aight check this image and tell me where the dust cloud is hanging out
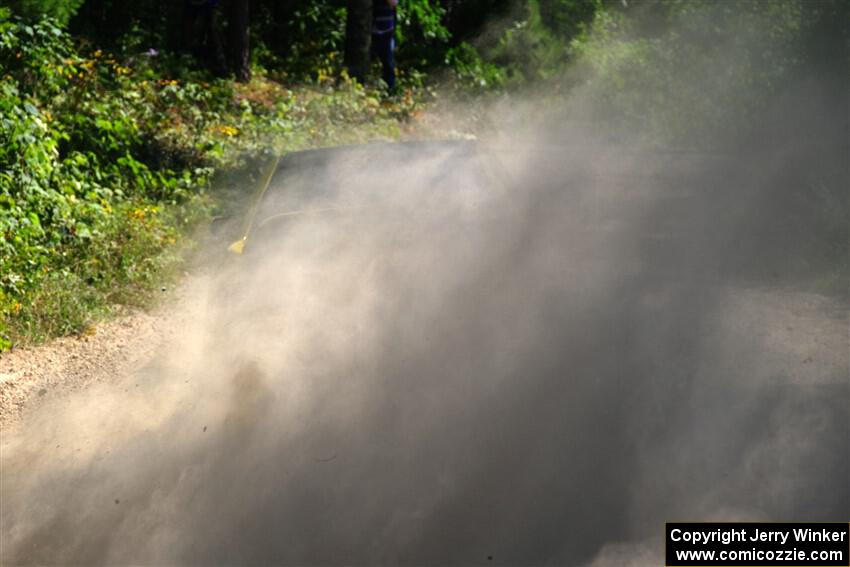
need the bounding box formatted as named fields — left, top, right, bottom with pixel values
left=1, top=5, right=847, bottom=566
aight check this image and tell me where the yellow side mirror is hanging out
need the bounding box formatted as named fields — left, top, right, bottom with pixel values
left=228, top=238, right=246, bottom=255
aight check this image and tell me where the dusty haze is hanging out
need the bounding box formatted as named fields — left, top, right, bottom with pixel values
left=1, top=5, right=848, bottom=565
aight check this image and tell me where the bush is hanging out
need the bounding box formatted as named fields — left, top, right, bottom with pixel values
left=0, top=14, right=213, bottom=349
left=3, top=0, right=84, bottom=27
left=444, top=42, right=505, bottom=92
left=567, top=0, right=807, bottom=146
left=0, top=11, right=421, bottom=350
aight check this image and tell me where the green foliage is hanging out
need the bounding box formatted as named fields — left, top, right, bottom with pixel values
left=0, top=12, right=422, bottom=349
left=269, top=3, right=348, bottom=82
left=444, top=42, right=505, bottom=91
left=0, top=15, right=213, bottom=348
left=250, top=0, right=452, bottom=83
left=569, top=0, right=806, bottom=146
left=396, top=0, right=451, bottom=68
left=4, top=0, right=84, bottom=27
left=6, top=200, right=203, bottom=342
left=0, top=13, right=72, bottom=97
left=538, top=0, right=602, bottom=40
left=465, top=0, right=602, bottom=86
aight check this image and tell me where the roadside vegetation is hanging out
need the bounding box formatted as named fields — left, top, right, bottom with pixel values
left=0, top=8, right=422, bottom=348
left=1, top=0, right=846, bottom=350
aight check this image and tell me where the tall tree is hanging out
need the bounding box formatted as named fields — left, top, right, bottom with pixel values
left=227, top=0, right=251, bottom=82
left=182, top=0, right=227, bottom=76
left=344, top=0, right=372, bottom=83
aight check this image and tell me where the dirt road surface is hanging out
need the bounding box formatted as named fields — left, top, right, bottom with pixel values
left=0, top=277, right=211, bottom=431
left=2, top=282, right=843, bottom=431
left=0, top=273, right=846, bottom=565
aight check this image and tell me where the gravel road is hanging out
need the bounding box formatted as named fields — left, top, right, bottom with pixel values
left=0, top=268, right=846, bottom=565
left=0, top=278, right=207, bottom=432
left=2, top=279, right=844, bottom=432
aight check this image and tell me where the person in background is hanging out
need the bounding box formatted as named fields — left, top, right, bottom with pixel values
left=372, top=0, right=398, bottom=93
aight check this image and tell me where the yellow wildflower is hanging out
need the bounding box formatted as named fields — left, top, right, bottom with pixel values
left=213, top=124, right=239, bottom=137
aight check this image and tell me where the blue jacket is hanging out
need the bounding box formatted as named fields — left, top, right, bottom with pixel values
left=373, top=5, right=396, bottom=35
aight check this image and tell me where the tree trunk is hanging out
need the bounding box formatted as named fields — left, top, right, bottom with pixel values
left=270, top=0, right=299, bottom=60
left=344, top=0, right=372, bottom=84
left=228, top=0, right=251, bottom=82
